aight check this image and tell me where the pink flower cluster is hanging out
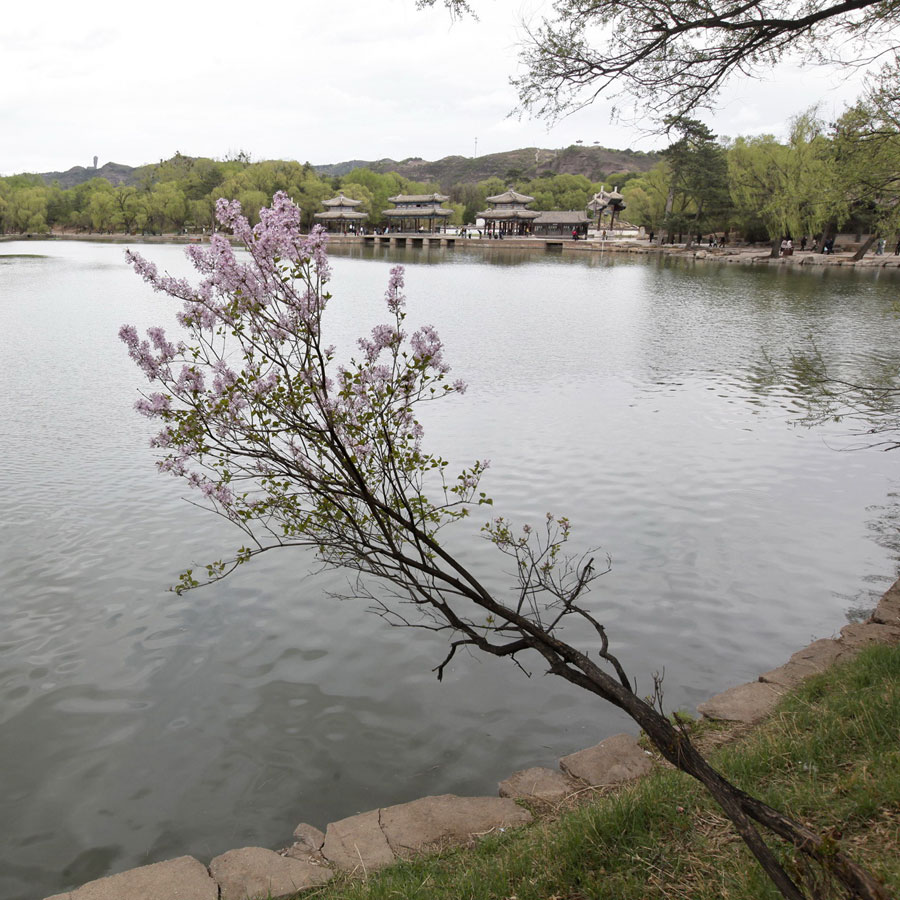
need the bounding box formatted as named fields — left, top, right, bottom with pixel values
left=120, top=191, right=476, bottom=536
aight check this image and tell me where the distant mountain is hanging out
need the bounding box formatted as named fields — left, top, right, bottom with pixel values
left=37, top=162, right=138, bottom=189
left=312, top=146, right=660, bottom=188
left=31, top=145, right=659, bottom=191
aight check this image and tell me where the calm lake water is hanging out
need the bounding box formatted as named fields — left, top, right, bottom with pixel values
left=1, top=239, right=898, bottom=899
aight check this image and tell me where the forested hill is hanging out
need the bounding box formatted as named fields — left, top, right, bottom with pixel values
left=33, top=145, right=659, bottom=190
left=37, top=161, right=138, bottom=188
left=311, top=145, right=660, bottom=187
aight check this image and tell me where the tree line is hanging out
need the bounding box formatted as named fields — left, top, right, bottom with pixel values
left=3, top=79, right=898, bottom=250
left=623, top=84, right=900, bottom=254
left=0, top=152, right=633, bottom=237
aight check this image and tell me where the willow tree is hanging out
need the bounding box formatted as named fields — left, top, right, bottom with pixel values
left=831, top=58, right=900, bottom=259
left=728, top=112, right=838, bottom=254
left=621, top=162, right=673, bottom=235
left=122, top=193, right=889, bottom=900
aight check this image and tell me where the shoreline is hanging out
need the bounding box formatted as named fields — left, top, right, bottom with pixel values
left=42, top=579, right=900, bottom=900
left=5, top=231, right=900, bottom=271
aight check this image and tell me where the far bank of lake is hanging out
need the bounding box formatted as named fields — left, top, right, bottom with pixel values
left=5, top=229, right=900, bottom=272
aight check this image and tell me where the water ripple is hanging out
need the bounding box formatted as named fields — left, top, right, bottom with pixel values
left=1, top=241, right=898, bottom=899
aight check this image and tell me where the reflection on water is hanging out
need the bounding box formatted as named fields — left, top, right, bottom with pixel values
left=1, top=240, right=898, bottom=899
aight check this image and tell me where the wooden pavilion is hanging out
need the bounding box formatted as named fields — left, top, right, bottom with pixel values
left=476, top=190, right=540, bottom=237
left=532, top=211, right=591, bottom=238
left=314, top=194, right=368, bottom=234
left=382, top=193, right=452, bottom=233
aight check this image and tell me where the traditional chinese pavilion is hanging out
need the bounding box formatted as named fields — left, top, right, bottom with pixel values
left=477, top=190, right=540, bottom=236
left=314, top=194, right=368, bottom=234
left=382, top=193, right=452, bottom=233
left=532, top=211, right=591, bottom=238
left=588, top=187, right=627, bottom=232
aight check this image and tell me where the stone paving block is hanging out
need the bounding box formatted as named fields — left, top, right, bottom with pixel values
left=292, top=822, right=325, bottom=852
left=498, top=766, right=583, bottom=804
left=42, top=856, right=217, bottom=900
left=284, top=822, right=327, bottom=862
left=872, top=579, right=900, bottom=626
left=209, top=846, right=331, bottom=900
left=697, top=681, right=783, bottom=724
left=322, top=809, right=395, bottom=873
left=559, top=733, right=652, bottom=787
left=380, top=794, right=532, bottom=858
left=839, top=621, right=900, bottom=649
left=759, top=638, right=849, bottom=686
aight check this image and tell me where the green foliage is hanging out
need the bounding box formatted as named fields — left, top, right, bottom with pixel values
left=1, top=184, right=50, bottom=233
left=622, top=162, right=673, bottom=230
left=516, top=172, right=597, bottom=211
left=830, top=60, right=900, bottom=238
left=727, top=111, right=837, bottom=243
left=660, top=117, right=730, bottom=240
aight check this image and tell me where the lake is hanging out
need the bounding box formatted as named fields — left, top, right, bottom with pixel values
left=1, top=239, right=898, bottom=899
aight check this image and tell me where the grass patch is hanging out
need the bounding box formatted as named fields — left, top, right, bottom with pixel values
left=300, top=645, right=900, bottom=899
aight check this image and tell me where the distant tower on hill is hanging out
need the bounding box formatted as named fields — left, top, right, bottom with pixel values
left=93, top=156, right=98, bottom=169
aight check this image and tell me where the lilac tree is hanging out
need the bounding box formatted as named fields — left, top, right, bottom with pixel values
left=122, top=193, right=888, bottom=900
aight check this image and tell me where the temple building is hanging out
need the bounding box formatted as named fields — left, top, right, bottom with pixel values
left=314, top=194, right=368, bottom=233
left=532, top=211, right=591, bottom=238
left=476, top=190, right=540, bottom=237
left=382, top=193, right=452, bottom=233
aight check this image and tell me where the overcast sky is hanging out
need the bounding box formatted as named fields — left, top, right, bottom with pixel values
left=1, top=0, right=873, bottom=176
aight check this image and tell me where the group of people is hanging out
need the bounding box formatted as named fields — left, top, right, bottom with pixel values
left=873, top=237, right=900, bottom=255
left=789, top=235, right=900, bottom=255
left=787, top=235, right=833, bottom=254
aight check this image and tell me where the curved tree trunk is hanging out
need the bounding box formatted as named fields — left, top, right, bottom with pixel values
left=532, top=637, right=891, bottom=900
left=853, top=233, right=878, bottom=261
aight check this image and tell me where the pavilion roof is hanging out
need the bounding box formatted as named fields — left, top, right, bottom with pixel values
left=533, top=211, right=591, bottom=224
left=387, top=193, right=450, bottom=203
left=322, top=193, right=363, bottom=208
left=314, top=209, right=368, bottom=220
left=383, top=206, right=452, bottom=217
left=476, top=208, right=540, bottom=220
left=485, top=190, right=534, bottom=204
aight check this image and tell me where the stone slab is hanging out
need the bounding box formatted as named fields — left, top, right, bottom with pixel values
left=872, top=579, right=900, bottom=626
left=42, top=856, right=217, bottom=900
left=759, top=638, right=849, bottom=687
left=284, top=822, right=327, bottom=862
left=558, top=733, right=652, bottom=787
left=839, top=621, right=900, bottom=649
left=292, top=822, right=325, bottom=852
left=498, top=766, right=583, bottom=804
left=321, top=808, right=395, bottom=873
left=209, top=846, right=331, bottom=900
left=697, top=681, right=783, bottom=724
left=380, top=794, right=533, bottom=858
